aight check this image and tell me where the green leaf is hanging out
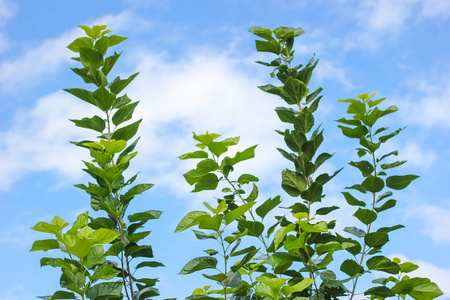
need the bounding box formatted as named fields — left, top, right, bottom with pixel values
left=40, top=258, right=77, bottom=272
left=255, top=40, right=281, bottom=55
left=48, top=291, right=77, bottom=299
left=256, top=274, right=287, bottom=289
left=86, top=282, right=123, bottom=300
left=80, top=47, right=103, bottom=69
left=281, top=169, right=307, bottom=197
left=275, top=107, right=296, bottom=123
left=102, top=52, right=120, bottom=76
left=386, top=175, right=419, bottom=190
left=338, top=125, right=367, bottom=139
left=400, top=262, right=419, bottom=273
left=340, top=259, right=364, bottom=277
left=408, top=281, right=443, bottom=300
left=64, top=88, right=96, bottom=106
left=342, top=192, right=366, bottom=207
left=281, top=278, right=315, bottom=296
left=316, top=206, right=339, bottom=215
left=30, top=239, right=60, bottom=252
left=107, top=35, right=127, bottom=47
left=192, top=173, right=220, bottom=192
left=349, top=160, right=374, bottom=177
left=110, top=72, right=139, bottom=95
left=364, top=286, right=395, bottom=298
left=283, top=77, right=307, bottom=105
left=122, top=183, right=154, bottom=202
left=255, top=284, right=280, bottom=300
left=70, top=115, right=105, bottom=133
left=175, top=211, right=210, bottom=233
left=128, top=210, right=162, bottom=223
left=85, top=245, right=106, bottom=267
left=354, top=208, right=377, bottom=225
left=344, top=226, right=366, bottom=238
left=365, top=232, right=389, bottom=248
left=90, top=264, right=120, bottom=280
left=258, top=84, right=282, bottom=96
left=93, top=87, right=116, bottom=111
left=381, top=160, right=407, bottom=170
left=136, top=261, right=165, bottom=269
left=294, top=108, right=314, bottom=134
left=78, top=25, right=107, bottom=39
left=249, top=26, right=274, bottom=41
left=67, top=37, right=94, bottom=52
left=315, top=241, right=342, bottom=254
left=112, top=101, right=139, bottom=126
left=94, top=36, right=109, bottom=55
left=265, top=252, right=301, bottom=267
left=375, top=199, right=396, bottom=213
left=237, top=174, right=259, bottom=185
left=224, top=145, right=257, bottom=166
left=361, top=175, right=384, bottom=193
left=125, top=244, right=153, bottom=258
left=90, top=228, right=120, bottom=244
left=366, top=256, right=400, bottom=274
left=179, top=256, right=218, bottom=275
left=112, top=119, right=142, bottom=141
left=224, top=202, right=255, bottom=225
left=256, top=196, right=282, bottom=219
left=179, top=151, right=208, bottom=160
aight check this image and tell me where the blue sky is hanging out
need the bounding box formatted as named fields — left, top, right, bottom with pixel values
left=1, top=0, right=449, bottom=299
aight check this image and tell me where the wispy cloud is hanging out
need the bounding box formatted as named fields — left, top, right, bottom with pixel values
left=0, top=0, right=18, bottom=54
left=408, top=204, right=450, bottom=244
left=0, top=10, right=145, bottom=94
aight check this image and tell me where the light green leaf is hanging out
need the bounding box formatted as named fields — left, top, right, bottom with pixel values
left=90, top=264, right=120, bottom=280
left=86, top=282, right=123, bottom=300
left=281, top=278, right=315, bottom=296
left=128, top=210, right=162, bottom=223
left=112, top=119, right=142, bottom=141
left=175, top=211, right=210, bottom=233
left=30, top=239, right=60, bottom=252
left=224, top=202, right=255, bottom=225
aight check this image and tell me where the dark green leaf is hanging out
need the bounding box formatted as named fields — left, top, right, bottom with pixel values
left=349, top=160, right=374, bottom=177
left=64, top=88, right=96, bottom=105
left=354, top=208, right=377, bottom=225
left=364, top=286, right=395, bottom=298
left=256, top=196, right=282, bottom=219
left=281, top=169, right=307, bottom=197
left=179, top=256, right=218, bottom=275
left=386, top=175, right=419, bottom=190
left=192, top=173, right=219, bottom=192
left=112, top=101, right=139, bottom=126
left=86, top=282, right=123, bottom=300
left=128, top=210, right=162, bottom=223
left=102, top=52, right=121, bottom=76
left=366, top=256, right=400, bottom=274
left=275, top=107, right=296, bottom=123
left=342, top=192, right=366, bottom=207
left=316, top=206, right=339, bottom=215
left=136, top=261, right=165, bottom=269
left=361, top=175, right=384, bottom=193
left=294, top=107, right=314, bottom=134
left=340, top=259, right=364, bottom=277
left=365, top=232, right=389, bottom=248
left=112, top=119, right=142, bottom=141
left=110, top=72, right=139, bottom=95
left=375, top=199, right=396, bottom=213
left=70, top=115, right=105, bottom=133
left=381, top=160, right=407, bottom=170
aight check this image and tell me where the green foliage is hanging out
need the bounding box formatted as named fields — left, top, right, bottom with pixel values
left=31, top=23, right=443, bottom=300
left=31, top=25, right=161, bottom=300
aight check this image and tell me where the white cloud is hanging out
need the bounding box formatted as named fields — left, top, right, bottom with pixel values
left=399, top=143, right=437, bottom=170
left=0, top=10, right=144, bottom=93
left=0, top=91, right=95, bottom=190
left=420, top=0, right=450, bottom=19
left=400, top=76, right=450, bottom=128
left=389, top=253, right=450, bottom=295
left=0, top=0, right=18, bottom=53
left=408, top=204, right=450, bottom=243
left=315, top=59, right=354, bottom=89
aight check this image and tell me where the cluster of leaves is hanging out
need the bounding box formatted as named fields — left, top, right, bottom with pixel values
left=336, top=92, right=443, bottom=299
left=176, top=26, right=444, bottom=300
left=30, top=25, right=162, bottom=300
